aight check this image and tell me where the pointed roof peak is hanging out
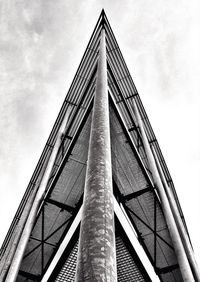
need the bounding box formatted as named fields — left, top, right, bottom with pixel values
left=100, top=9, right=106, bottom=28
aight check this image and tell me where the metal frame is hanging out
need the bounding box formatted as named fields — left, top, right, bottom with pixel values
left=41, top=206, right=83, bottom=282
left=38, top=198, right=159, bottom=282
left=109, top=90, right=182, bottom=280
left=113, top=197, right=160, bottom=282
left=12, top=91, right=94, bottom=281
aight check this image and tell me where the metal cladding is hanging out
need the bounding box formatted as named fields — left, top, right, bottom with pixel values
left=75, top=29, right=117, bottom=281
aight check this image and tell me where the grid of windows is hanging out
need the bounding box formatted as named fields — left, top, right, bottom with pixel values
left=116, top=236, right=145, bottom=282
left=55, top=236, right=146, bottom=282
left=55, top=242, right=78, bottom=282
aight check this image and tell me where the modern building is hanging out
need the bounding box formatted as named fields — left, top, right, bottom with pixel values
left=0, top=10, right=199, bottom=282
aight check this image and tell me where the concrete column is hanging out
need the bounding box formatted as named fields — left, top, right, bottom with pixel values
left=132, top=100, right=194, bottom=282
left=152, top=146, right=200, bottom=282
left=75, top=29, right=117, bottom=282
left=0, top=187, right=37, bottom=281
left=5, top=107, right=72, bottom=282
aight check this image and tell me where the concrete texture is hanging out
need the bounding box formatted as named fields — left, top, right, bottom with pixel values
left=75, top=28, right=117, bottom=282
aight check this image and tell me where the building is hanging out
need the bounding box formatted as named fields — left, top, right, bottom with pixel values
left=0, top=10, right=199, bottom=282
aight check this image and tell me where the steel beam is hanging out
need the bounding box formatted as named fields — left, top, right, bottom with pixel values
left=45, top=198, right=75, bottom=213
left=41, top=206, right=82, bottom=282
left=18, top=270, right=40, bottom=281
left=123, top=187, right=152, bottom=201
left=126, top=205, right=174, bottom=250
left=156, top=264, right=179, bottom=275
left=75, top=28, right=117, bottom=281
left=114, top=197, right=160, bottom=282
left=108, top=89, right=154, bottom=189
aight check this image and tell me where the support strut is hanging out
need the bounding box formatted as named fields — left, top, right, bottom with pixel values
left=5, top=107, right=72, bottom=282
left=75, top=28, right=117, bottom=281
left=152, top=146, right=200, bottom=282
left=132, top=100, right=194, bottom=282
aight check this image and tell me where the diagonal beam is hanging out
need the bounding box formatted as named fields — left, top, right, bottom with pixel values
left=123, top=187, right=152, bottom=201
left=45, top=198, right=75, bottom=213
left=152, top=146, right=200, bottom=281
left=18, top=270, right=40, bottom=281
left=108, top=88, right=154, bottom=189
left=126, top=206, right=174, bottom=250
left=114, top=197, right=160, bottom=282
left=33, top=87, right=94, bottom=229
left=132, top=99, right=195, bottom=281
left=41, top=206, right=82, bottom=282
left=156, top=264, right=179, bottom=275
left=23, top=217, right=72, bottom=260
left=5, top=105, right=72, bottom=282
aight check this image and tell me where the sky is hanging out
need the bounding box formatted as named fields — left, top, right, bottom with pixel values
left=0, top=0, right=200, bottom=271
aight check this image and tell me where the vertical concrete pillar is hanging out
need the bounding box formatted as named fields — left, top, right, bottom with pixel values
left=132, top=100, right=194, bottom=281
left=75, top=29, right=117, bottom=282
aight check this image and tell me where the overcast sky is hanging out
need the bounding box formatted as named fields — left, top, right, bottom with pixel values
left=0, top=0, right=200, bottom=269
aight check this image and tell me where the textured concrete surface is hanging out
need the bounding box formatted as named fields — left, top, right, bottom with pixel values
left=75, top=29, right=117, bottom=282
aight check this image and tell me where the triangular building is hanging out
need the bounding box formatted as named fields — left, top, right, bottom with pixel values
left=0, top=10, right=199, bottom=282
